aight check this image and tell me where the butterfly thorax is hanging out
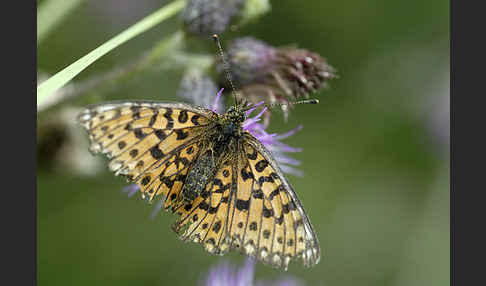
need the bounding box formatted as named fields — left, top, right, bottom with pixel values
left=179, top=106, right=246, bottom=203
left=218, top=105, right=247, bottom=139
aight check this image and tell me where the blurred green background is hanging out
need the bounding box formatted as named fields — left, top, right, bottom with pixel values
left=37, top=0, right=449, bottom=285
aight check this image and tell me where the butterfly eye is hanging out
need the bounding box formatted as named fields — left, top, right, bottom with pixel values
left=239, top=114, right=246, bottom=122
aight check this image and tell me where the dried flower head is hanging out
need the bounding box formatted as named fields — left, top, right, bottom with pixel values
left=37, top=107, right=104, bottom=176
left=216, top=37, right=336, bottom=113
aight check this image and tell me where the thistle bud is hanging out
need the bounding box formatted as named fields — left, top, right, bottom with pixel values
left=181, top=0, right=270, bottom=37
left=181, top=0, right=246, bottom=36
left=216, top=37, right=336, bottom=107
left=177, top=68, right=224, bottom=113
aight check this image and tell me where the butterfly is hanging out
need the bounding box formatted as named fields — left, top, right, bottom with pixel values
left=77, top=100, right=320, bottom=270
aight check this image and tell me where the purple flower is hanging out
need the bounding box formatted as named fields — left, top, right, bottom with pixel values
left=121, top=184, right=162, bottom=219
left=121, top=184, right=139, bottom=198
left=203, top=258, right=305, bottom=286
left=240, top=100, right=304, bottom=177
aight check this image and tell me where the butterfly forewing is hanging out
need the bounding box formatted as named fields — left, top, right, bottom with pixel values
left=77, top=101, right=216, bottom=193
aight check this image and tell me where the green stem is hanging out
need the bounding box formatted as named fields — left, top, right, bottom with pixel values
left=38, top=31, right=187, bottom=112
left=37, top=0, right=186, bottom=109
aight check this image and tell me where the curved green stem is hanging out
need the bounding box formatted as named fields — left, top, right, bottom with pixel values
left=37, top=0, right=186, bottom=109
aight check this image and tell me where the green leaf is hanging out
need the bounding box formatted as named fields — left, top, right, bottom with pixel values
left=37, top=0, right=186, bottom=109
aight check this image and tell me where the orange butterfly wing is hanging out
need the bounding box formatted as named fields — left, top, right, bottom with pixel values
left=77, top=101, right=216, bottom=205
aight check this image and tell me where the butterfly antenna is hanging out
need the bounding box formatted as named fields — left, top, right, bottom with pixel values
left=212, top=34, right=239, bottom=107
left=254, top=99, right=320, bottom=111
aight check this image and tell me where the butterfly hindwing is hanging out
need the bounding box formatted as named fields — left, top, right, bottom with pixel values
left=173, top=159, right=234, bottom=254
left=136, top=141, right=204, bottom=208
left=239, top=138, right=320, bottom=269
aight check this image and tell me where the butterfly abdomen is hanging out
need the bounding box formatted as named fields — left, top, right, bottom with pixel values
left=181, top=150, right=217, bottom=202
left=181, top=127, right=232, bottom=203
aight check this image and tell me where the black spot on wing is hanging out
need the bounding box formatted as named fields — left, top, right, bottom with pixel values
left=141, top=176, right=151, bottom=186
left=262, top=206, right=274, bottom=218
left=155, top=129, right=167, bottom=140
left=255, top=160, right=269, bottom=172
left=163, top=108, right=174, bottom=129
left=199, top=201, right=209, bottom=211
left=178, top=110, right=188, bottom=123
left=236, top=199, right=250, bottom=211
left=213, top=178, right=224, bottom=189
left=208, top=206, right=218, bottom=214
left=212, top=221, right=222, bottom=233
left=149, top=111, right=158, bottom=127
left=252, top=189, right=264, bottom=199
left=134, top=128, right=146, bottom=139
left=263, top=230, right=271, bottom=239
left=130, top=106, right=141, bottom=120
left=258, top=175, right=274, bottom=185
left=275, top=214, right=284, bottom=225
left=129, top=149, right=138, bottom=158
left=161, top=176, right=174, bottom=188
left=191, top=115, right=200, bottom=126
left=175, top=129, right=189, bottom=140
left=150, top=145, right=164, bottom=159
left=247, top=148, right=258, bottom=160
left=268, top=185, right=284, bottom=201
left=241, top=168, right=253, bottom=181
left=118, top=141, right=126, bottom=149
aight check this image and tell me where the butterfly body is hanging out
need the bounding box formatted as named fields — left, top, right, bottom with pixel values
left=77, top=101, right=319, bottom=270
left=181, top=105, right=246, bottom=203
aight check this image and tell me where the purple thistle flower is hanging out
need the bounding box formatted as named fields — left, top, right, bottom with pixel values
left=121, top=183, right=139, bottom=198
left=203, top=258, right=305, bottom=286
left=121, top=184, right=163, bottom=219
